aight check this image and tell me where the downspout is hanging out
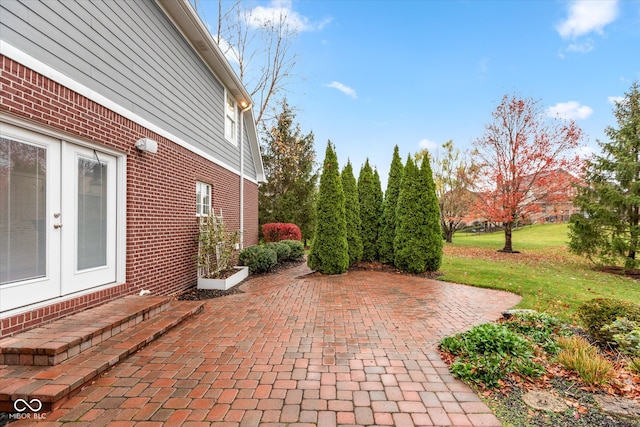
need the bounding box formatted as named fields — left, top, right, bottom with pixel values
left=239, top=102, right=253, bottom=249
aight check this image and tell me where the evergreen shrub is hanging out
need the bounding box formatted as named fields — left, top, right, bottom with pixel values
left=307, top=142, right=349, bottom=274
left=239, top=245, right=278, bottom=273
left=265, top=241, right=291, bottom=262
left=578, top=298, right=640, bottom=345
left=281, top=240, right=305, bottom=260
left=342, top=162, right=363, bottom=265
left=358, top=160, right=382, bottom=261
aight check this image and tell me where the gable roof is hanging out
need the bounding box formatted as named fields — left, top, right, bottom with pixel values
left=156, top=0, right=265, bottom=183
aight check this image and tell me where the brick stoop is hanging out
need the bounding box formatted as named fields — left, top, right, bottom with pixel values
left=0, top=298, right=204, bottom=413
left=0, top=296, right=172, bottom=366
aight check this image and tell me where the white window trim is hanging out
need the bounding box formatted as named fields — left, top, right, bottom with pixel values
left=224, top=88, right=238, bottom=146
left=196, top=181, right=212, bottom=217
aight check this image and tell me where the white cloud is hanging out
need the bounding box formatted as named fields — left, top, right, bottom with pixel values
left=566, top=40, right=594, bottom=54
left=418, top=139, right=438, bottom=151
left=247, top=0, right=332, bottom=32
left=557, top=0, right=619, bottom=39
left=608, top=96, right=624, bottom=104
left=326, top=81, right=357, bottom=99
left=558, top=39, right=595, bottom=58
left=546, top=101, right=594, bottom=120
left=216, top=37, right=240, bottom=66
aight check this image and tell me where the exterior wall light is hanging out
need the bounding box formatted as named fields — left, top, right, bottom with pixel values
left=135, top=138, right=158, bottom=154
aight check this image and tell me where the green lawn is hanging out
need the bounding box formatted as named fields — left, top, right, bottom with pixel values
left=440, top=223, right=640, bottom=322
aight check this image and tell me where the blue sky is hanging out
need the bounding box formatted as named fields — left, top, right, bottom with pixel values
left=198, top=0, right=640, bottom=187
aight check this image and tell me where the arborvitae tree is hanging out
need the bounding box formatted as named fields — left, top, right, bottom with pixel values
left=420, top=154, right=443, bottom=271
left=379, top=145, right=404, bottom=264
left=341, top=161, right=363, bottom=266
left=394, top=154, right=442, bottom=273
left=569, top=81, right=640, bottom=269
left=358, top=160, right=382, bottom=261
left=307, top=142, right=349, bottom=274
left=373, top=168, right=384, bottom=225
left=259, top=99, right=318, bottom=242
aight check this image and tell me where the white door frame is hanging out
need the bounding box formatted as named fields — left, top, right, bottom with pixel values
left=0, top=125, right=61, bottom=312
left=1, top=118, right=126, bottom=315
left=61, top=143, right=118, bottom=295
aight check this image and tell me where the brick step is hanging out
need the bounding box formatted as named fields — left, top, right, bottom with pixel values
left=0, top=296, right=172, bottom=366
left=0, top=299, right=205, bottom=413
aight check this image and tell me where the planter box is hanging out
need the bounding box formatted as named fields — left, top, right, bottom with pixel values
left=197, top=266, right=249, bottom=290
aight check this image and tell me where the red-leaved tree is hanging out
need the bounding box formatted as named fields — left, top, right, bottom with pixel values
left=473, top=94, right=584, bottom=252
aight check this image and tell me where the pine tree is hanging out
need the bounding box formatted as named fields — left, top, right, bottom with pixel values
left=342, top=161, right=363, bottom=266
left=358, top=160, right=382, bottom=261
left=420, top=154, right=443, bottom=271
left=307, top=142, right=349, bottom=274
left=259, top=99, right=318, bottom=242
left=569, top=81, right=640, bottom=269
left=379, top=145, right=404, bottom=264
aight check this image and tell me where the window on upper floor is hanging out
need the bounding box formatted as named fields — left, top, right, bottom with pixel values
left=196, top=181, right=212, bottom=216
left=224, top=90, right=237, bottom=145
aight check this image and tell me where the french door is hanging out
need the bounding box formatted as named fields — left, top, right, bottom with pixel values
left=1, top=124, right=118, bottom=312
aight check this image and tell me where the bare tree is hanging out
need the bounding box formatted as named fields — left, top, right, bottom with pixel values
left=416, top=142, right=479, bottom=243
left=194, top=0, right=299, bottom=128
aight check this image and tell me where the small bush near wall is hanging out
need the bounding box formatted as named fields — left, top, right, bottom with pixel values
left=239, top=245, right=278, bottom=273
left=262, top=223, right=302, bottom=242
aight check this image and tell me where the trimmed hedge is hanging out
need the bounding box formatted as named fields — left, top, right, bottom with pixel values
left=239, top=245, right=278, bottom=273
left=265, top=241, right=291, bottom=262
left=281, top=240, right=305, bottom=260
left=262, top=223, right=302, bottom=242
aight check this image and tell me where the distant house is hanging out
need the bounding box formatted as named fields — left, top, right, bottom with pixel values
left=522, top=169, right=581, bottom=224
left=462, top=169, right=581, bottom=229
left=0, top=0, right=264, bottom=337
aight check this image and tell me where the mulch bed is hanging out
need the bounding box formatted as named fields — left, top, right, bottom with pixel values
left=485, top=376, right=639, bottom=427
left=348, top=260, right=444, bottom=279
left=595, top=266, right=640, bottom=280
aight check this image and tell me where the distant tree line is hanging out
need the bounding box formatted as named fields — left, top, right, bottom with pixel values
left=260, top=82, right=640, bottom=271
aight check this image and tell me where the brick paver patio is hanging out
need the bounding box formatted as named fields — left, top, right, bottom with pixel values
left=29, top=263, right=520, bottom=426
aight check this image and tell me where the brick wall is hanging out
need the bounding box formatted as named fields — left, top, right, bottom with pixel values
left=0, top=56, right=259, bottom=338
left=243, top=179, right=259, bottom=247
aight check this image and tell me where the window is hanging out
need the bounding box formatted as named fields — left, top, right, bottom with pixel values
left=196, top=181, right=211, bottom=216
left=224, top=90, right=237, bottom=145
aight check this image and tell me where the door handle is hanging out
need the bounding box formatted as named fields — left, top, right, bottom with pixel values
left=54, top=223, right=63, bottom=229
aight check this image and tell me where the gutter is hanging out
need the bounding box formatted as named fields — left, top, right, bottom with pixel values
left=239, top=102, right=253, bottom=248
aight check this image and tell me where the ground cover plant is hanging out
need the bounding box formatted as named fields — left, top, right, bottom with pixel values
left=440, top=311, right=640, bottom=426
left=440, top=223, right=640, bottom=425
